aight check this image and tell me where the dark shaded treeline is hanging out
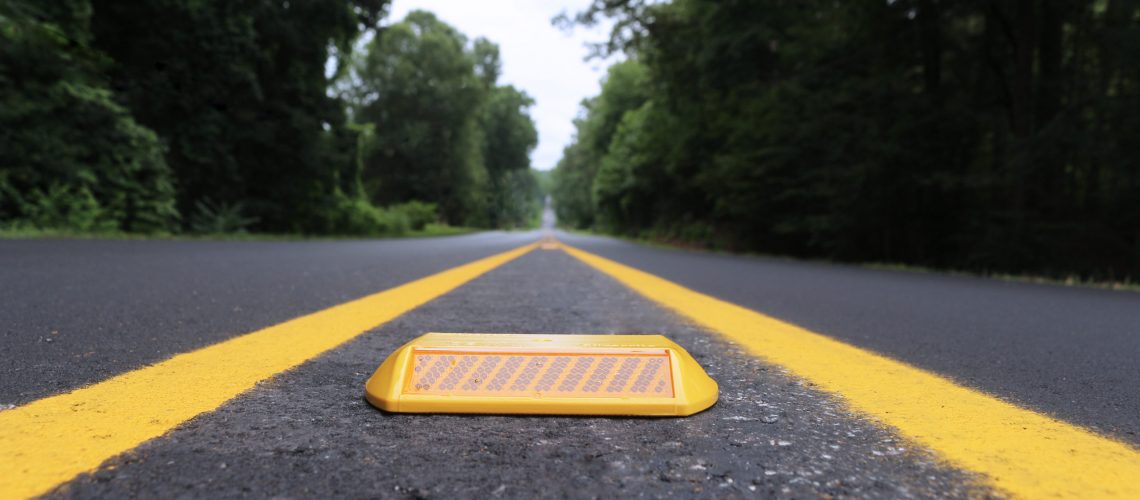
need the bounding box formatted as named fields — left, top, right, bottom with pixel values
left=553, top=0, right=1140, bottom=279
left=0, top=1, right=541, bottom=235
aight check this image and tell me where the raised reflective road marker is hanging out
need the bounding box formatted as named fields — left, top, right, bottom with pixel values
left=365, top=333, right=718, bottom=416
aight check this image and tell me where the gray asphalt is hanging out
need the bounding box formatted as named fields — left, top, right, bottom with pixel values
left=2, top=228, right=1136, bottom=497
left=47, top=249, right=985, bottom=499
left=0, top=233, right=535, bottom=405
left=556, top=232, right=1140, bottom=445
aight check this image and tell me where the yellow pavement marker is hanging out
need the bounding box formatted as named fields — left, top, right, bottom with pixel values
left=563, top=244, right=1140, bottom=498
left=538, top=234, right=560, bottom=250
left=0, top=243, right=536, bottom=499
left=364, top=333, right=718, bottom=416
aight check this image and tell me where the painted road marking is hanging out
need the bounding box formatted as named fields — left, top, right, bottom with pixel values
left=563, top=244, right=1140, bottom=498
left=0, top=243, right=535, bottom=499
left=538, top=235, right=560, bottom=250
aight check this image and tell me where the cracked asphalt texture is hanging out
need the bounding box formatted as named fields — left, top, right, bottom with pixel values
left=47, top=249, right=987, bottom=499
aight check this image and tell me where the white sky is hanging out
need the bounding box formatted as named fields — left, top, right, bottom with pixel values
left=385, top=0, right=618, bottom=171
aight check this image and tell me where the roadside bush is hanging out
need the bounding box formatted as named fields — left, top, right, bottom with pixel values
left=4, top=183, right=116, bottom=232
left=389, top=201, right=437, bottom=231
left=320, top=190, right=410, bottom=237
left=188, top=199, right=258, bottom=235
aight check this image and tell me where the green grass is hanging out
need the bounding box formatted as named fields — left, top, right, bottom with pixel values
left=861, top=262, right=1139, bottom=292
left=0, top=223, right=479, bottom=242
left=407, top=223, right=479, bottom=238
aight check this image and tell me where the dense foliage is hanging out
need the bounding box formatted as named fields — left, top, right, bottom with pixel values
left=348, top=11, right=540, bottom=228
left=554, top=0, right=1140, bottom=279
left=0, top=2, right=540, bottom=235
left=0, top=0, right=177, bottom=232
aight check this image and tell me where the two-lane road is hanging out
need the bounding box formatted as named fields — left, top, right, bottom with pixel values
left=2, top=230, right=1138, bottom=498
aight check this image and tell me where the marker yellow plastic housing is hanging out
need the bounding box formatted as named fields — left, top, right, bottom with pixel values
left=365, top=333, right=718, bottom=416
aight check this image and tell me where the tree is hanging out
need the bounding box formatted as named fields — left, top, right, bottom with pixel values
left=553, top=0, right=1140, bottom=279
left=3, top=2, right=552, bottom=236
left=0, top=0, right=177, bottom=232
left=482, top=85, right=538, bottom=227
left=552, top=60, right=650, bottom=229
left=87, top=0, right=388, bottom=233
left=350, top=12, right=540, bottom=228
left=352, top=10, right=487, bottom=225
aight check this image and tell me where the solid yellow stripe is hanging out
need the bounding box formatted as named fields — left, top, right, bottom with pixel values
left=0, top=243, right=535, bottom=499
left=562, top=244, right=1140, bottom=498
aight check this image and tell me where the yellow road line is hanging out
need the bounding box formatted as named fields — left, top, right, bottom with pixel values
left=563, top=244, right=1140, bottom=498
left=0, top=243, right=535, bottom=499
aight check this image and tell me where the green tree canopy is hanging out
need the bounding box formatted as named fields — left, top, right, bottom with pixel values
left=87, top=0, right=388, bottom=233
left=552, top=60, right=649, bottom=229
left=554, top=0, right=1140, bottom=279
left=482, top=85, right=538, bottom=227
left=0, top=0, right=177, bottom=232
left=350, top=11, right=540, bottom=228
left=351, top=10, right=487, bottom=225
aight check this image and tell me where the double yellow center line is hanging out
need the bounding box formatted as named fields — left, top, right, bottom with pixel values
left=3, top=239, right=1139, bottom=498
left=0, top=244, right=535, bottom=499
left=562, top=244, right=1140, bottom=499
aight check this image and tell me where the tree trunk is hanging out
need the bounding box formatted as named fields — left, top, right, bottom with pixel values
left=1010, top=0, right=1036, bottom=233
left=1036, top=0, right=1063, bottom=216
left=918, top=0, right=943, bottom=100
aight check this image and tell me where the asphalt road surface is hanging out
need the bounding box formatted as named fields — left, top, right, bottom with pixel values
left=2, top=228, right=1139, bottom=498
left=0, top=232, right=535, bottom=405
left=556, top=232, right=1140, bottom=444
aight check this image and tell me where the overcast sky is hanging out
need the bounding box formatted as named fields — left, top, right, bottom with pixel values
left=385, top=0, right=617, bottom=171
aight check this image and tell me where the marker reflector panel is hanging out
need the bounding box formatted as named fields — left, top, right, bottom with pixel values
left=405, top=349, right=674, bottom=398
left=365, top=333, right=718, bottom=416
